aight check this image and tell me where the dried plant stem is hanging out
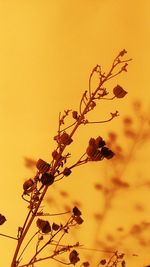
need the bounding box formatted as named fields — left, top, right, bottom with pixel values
left=0, top=233, right=18, bottom=241
left=11, top=77, right=103, bottom=266
left=10, top=52, right=130, bottom=267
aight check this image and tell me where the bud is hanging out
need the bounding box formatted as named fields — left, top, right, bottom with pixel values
left=113, top=85, right=127, bottom=98
left=118, top=49, right=127, bottom=57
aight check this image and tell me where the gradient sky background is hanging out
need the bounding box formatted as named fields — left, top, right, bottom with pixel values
left=0, top=1, right=150, bottom=266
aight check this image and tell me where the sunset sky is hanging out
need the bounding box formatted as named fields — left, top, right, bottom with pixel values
left=0, top=1, right=150, bottom=266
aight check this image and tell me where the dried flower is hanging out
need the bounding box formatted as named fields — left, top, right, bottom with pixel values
left=36, top=218, right=51, bottom=233
left=52, top=222, right=60, bottom=231
left=63, top=167, right=72, bottom=176
left=52, top=150, right=59, bottom=160
left=95, top=136, right=106, bottom=148
left=101, top=146, right=115, bottom=159
left=59, top=132, right=73, bottom=146
left=73, top=207, right=83, bottom=224
left=113, top=85, right=127, bottom=98
left=73, top=206, right=82, bottom=217
left=118, top=49, right=127, bottom=57
left=23, top=179, right=34, bottom=192
left=121, top=260, right=126, bottom=267
left=0, top=214, right=6, bottom=225
left=74, top=216, right=84, bottom=225
left=100, top=259, right=107, bottom=265
left=41, top=173, right=54, bottom=186
left=72, top=111, right=78, bottom=119
left=36, top=159, right=50, bottom=173
left=83, top=262, right=90, bottom=267
left=69, top=250, right=80, bottom=265
left=86, top=144, right=97, bottom=157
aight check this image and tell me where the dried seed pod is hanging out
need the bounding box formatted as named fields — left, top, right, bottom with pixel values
left=0, top=214, right=6, bottom=225
left=36, top=159, right=50, bottom=173
left=86, top=144, right=97, bottom=157
left=89, top=138, right=95, bottom=146
left=100, top=259, right=107, bottom=265
left=41, top=173, right=54, bottom=186
left=73, top=206, right=82, bottom=216
left=52, top=150, right=59, bottom=160
left=101, top=147, right=115, bottom=159
left=63, top=167, right=72, bottom=176
left=69, top=250, right=80, bottom=265
left=118, top=49, right=127, bottom=57
left=36, top=218, right=51, bottom=233
left=72, top=111, right=78, bottom=119
left=83, top=262, right=90, bottom=267
left=113, top=85, right=127, bottom=98
left=95, top=136, right=105, bottom=148
left=74, top=216, right=84, bottom=225
left=23, top=179, right=34, bottom=192
left=52, top=222, right=60, bottom=231
left=91, top=150, right=102, bottom=161
left=59, top=132, right=73, bottom=146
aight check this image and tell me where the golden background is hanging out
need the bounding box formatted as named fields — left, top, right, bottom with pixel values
left=0, top=1, right=150, bottom=266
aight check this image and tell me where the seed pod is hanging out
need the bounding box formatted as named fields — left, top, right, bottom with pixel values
left=91, top=150, right=102, bottom=161
left=101, top=147, right=115, bottom=159
left=36, top=218, right=51, bottom=233
left=86, top=144, right=97, bottom=157
left=73, top=206, right=82, bottom=216
left=36, top=159, right=50, bottom=173
left=89, top=138, right=95, bottom=146
left=100, top=259, right=107, bottom=265
left=95, top=136, right=105, bottom=148
left=41, top=173, right=54, bottom=186
left=52, top=222, right=60, bottom=231
left=74, top=216, right=84, bottom=225
left=69, top=250, right=80, bottom=265
left=0, top=214, right=6, bottom=225
left=23, top=179, right=34, bottom=192
left=113, top=85, right=127, bottom=98
left=59, top=132, right=73, bottom=146
left=52, top=150, right=59, bottom=160
left=72, top=111, right=78, bottom=119
left=63, top=167, right=72, bottom=176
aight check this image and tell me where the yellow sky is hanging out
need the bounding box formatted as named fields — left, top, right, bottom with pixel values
left=0, top=1, right=150, bottom=266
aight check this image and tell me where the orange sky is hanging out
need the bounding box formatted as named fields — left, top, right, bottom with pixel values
left=0, top=1, right=150, bottom=266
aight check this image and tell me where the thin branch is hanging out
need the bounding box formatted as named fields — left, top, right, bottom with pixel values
left=53, top=257, right=71, bottom=265
left=86, top=114, right=118, bottom=124
left=59, top=121, right=77, bottom=133
left=36, top=210, right=71, bottom=217
left=17, top=231, right=40, bottom=263
left=0, top=233, right=18, bottom=241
